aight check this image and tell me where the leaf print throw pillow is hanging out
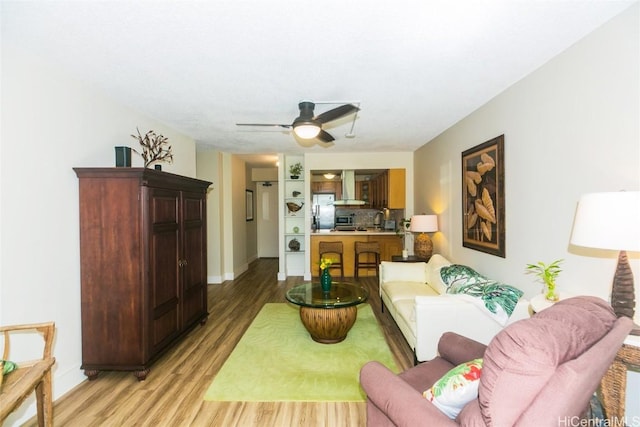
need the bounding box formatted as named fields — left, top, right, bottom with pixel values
left=440, top=264, right=524, bottom=324
left=423, top=358, right=483, bottom=419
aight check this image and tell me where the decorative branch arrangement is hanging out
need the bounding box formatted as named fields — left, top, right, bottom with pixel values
left=131, top=128, right=173, bottom=168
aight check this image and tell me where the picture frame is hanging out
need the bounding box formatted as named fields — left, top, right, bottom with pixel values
left=246, top=189, right=254, bottom=221
left=461, top=135, right=505, bottom=257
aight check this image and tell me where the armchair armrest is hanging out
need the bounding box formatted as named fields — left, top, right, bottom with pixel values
left=360, top=361, right=457, bottom=427
left=437, top=332, right=487, bottom=366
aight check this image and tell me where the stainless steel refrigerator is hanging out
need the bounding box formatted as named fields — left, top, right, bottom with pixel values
left=312, top=194, right=335, bottom=230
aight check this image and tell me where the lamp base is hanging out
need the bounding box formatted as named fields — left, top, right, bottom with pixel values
left=414, top=233, right=433, bottom=262
left=611, top=251, right=636, bottom=317
left=611, top=250, right=638, bottom=335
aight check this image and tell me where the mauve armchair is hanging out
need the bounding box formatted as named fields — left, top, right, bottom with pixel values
left=360, top=296, right=633, bottom=426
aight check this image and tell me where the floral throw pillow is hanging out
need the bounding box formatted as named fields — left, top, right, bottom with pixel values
left=423, top=358, right=483, bottom=419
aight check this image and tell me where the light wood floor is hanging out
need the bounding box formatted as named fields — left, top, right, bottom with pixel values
left=27, top=258, right=413, bottom=426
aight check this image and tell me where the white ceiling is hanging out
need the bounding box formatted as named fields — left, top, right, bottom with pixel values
left=2, top=1, right=635, bottom=167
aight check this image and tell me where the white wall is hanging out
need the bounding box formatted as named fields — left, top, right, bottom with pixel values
left=414, top=4, right=639, bottom=416
left=0, top=44, right=197, bottom=425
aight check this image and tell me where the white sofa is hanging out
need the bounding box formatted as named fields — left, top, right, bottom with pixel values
left=379, top=254, right=530, bottom=362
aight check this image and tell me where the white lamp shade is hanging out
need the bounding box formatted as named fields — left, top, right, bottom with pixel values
left=410, top=215, right=438, bottom=233
left=570, top=191, right=640, bottom=251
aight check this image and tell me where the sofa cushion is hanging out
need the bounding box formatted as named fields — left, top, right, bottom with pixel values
left=381, top=261, right=428, bottom=283
left=423, top=358, right=483, bottom=419
left=425, top=254, right=453, bottom=294
left=393, top=299, right=418, bottom=348
left=381, top=281, right=439, bottom=303
left=478, top=296, right=616, bottom=426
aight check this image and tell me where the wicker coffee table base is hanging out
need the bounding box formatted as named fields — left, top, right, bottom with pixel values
left=299, top=306, right=358, bottom=344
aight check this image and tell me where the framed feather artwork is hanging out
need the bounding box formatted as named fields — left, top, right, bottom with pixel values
left=461, top=135, right=505, bottom=258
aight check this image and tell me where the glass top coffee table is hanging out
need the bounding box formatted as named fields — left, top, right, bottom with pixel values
left=286, top=282, right=369, bottom=344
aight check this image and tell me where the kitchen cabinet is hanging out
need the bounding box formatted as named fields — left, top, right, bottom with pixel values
left=376, top=235, right=405, bottom=262
left=370, top=169, right=405, bottom=209
left=387, top=169, right=406, bottom=209
left=74, top=168, right=211, bottom=380
left=310, top=233, right=403, bottom=277
left=355, top=181, right=371, bottom=206
left=311, top=180, right=341, bottom=199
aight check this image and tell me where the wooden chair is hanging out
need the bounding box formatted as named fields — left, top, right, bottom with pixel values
left=1, top=322, right=56, bottom=426
left=354, top=241, right=380, bottom=279
left=319, top=241, right=344, bottom=280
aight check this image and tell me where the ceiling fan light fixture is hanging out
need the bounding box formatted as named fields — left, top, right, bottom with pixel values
left=293, top=121, right=321, bottom=139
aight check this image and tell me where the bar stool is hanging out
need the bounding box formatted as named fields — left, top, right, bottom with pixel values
left=318, top=241, right=344, bottom=280
left=354, top=241, right=381, bottom=279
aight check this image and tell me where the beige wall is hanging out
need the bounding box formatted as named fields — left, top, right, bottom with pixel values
left=414, top=3, right=639, bottom=302
left=1, top=44, right=198, bottom=424
left=414, top=4, right=639, bottom=415
left=196, top=150, right=224, bottom=283
left=244, top=161, right=258, bottom=263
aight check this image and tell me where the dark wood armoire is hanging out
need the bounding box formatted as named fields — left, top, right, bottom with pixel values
left=74, top=168, right=211, bottom=380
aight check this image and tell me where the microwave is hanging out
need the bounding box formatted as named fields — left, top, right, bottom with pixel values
left=335, top=215, right=354, bottom=226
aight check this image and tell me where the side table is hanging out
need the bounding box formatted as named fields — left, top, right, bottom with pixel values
left=391, top=255, right=428, bottom=263
left=600, top=335, right=640, bottom=423
left=529, top=292, right=575, bottom=314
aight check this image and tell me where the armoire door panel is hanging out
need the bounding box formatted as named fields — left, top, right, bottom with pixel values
left=148, top=189, right=181, bottom=350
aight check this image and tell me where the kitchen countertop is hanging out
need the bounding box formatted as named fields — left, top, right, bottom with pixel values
left=311, top=229, right=398, bottom=236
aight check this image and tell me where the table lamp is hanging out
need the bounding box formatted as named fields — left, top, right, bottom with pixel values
left=410, top=215, right=438, bottom=261
left=570, top=191, right=640, bottom=335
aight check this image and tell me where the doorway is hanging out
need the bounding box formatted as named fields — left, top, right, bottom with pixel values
left=256, top=182, right=279, bottom=257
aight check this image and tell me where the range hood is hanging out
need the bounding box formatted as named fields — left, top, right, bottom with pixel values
left=332, top=170, right=366, bottom=205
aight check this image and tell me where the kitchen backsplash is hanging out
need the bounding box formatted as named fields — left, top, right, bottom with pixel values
left=334, top=208, right=405, bottom=230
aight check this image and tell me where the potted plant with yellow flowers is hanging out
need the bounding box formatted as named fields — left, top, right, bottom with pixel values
left=319, top=257, right=335, bottom=292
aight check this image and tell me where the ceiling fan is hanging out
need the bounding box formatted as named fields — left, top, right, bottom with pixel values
left=236, top=101, right=360, bottom=144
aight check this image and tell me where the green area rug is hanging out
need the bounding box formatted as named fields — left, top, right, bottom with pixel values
left=204, top=303, right=398, bottom=402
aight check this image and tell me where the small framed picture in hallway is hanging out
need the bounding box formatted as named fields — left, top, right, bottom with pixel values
left=246, top=189, right=254, bottom=221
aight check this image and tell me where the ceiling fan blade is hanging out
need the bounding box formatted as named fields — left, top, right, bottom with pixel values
left=236, top=123, right=292, bottom=129
left=317, top=129, right=335, bottom=143
left=314, top=104, right=359, bottom=124
left=317, top=140, right=335, bottom=149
